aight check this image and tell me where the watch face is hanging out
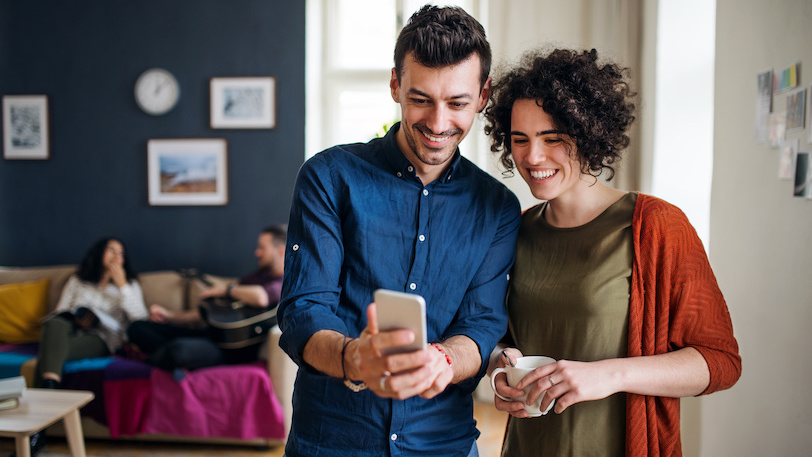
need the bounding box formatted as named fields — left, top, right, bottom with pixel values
left=135, top=68, right=180, bottom=115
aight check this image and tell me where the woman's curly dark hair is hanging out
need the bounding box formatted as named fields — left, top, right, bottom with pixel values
left=76, top=237, right=137, bottom=284
left=484, top=48, right=636, bottom=180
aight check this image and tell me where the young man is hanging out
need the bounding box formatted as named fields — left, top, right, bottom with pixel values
left=127, top=225, right=286, bottom=371
left=278, top=5, right=521, bottom=457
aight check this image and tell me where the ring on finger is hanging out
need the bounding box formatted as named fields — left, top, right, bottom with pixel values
left=379, top=375, right=388, bottom=392
left=549, top=375, right=556, bottom=387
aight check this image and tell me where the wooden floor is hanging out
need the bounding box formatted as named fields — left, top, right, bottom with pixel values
left=0, top=400, right=508, bottom=457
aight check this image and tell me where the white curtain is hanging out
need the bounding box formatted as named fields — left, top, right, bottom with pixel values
left=485, top=0, right=646, bottom=209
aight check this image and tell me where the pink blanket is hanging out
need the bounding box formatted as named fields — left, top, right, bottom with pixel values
left=105, top=377, right=151, bottom=436
left=144, top=361, right=285, bottom=440
left=2, top=345, right=285, bottom=441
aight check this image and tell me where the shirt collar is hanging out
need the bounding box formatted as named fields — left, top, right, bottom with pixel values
left=382, top=122, right=462, bottom=184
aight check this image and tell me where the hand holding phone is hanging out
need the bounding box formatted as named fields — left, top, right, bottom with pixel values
left=373, top=289, right=427, bottom=356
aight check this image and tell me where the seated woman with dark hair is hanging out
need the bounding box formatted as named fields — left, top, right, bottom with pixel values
left=21, top=237, right=147, bottom=456
left=36, top=237, right=148, bottom=388
left=484, top=48, right=741, bottom=456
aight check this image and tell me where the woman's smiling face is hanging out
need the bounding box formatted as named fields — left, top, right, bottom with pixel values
left=509, top=99, right=582, bottom=202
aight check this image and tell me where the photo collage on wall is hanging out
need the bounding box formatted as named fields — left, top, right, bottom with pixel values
left=755, top=62, right=812, bottom=199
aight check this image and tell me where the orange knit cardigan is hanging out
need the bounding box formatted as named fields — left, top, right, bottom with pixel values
left=626, top=194, right=742, bottom=456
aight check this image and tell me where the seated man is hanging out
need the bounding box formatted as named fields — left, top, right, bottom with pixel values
left=127, top=225, right=286, bottom=374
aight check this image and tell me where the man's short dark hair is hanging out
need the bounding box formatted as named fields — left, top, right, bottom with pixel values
left=394, top=4, right=491, bottom=88
left=262, top=224, right=287, bottom=246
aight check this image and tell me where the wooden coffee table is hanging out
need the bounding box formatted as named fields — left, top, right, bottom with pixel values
left=0, top=388, right=94, bottom=457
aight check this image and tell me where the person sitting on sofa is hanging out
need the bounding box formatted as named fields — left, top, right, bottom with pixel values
left=127, top=225, right=286, bottom=375
left=36, top=236, right=148, bottom=389
left=21, top=236, right=148, bottom=457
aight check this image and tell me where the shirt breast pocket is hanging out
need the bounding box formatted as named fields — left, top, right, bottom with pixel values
left=344, top=192, right=416, bottom=288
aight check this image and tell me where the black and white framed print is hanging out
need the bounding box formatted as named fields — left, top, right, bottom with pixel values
left=210, top=77, right=276, bottom=129
left=3, top=95, right=49, bottom=160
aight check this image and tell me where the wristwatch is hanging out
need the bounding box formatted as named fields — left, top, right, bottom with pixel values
left=225, top=283, right=235, bottom=299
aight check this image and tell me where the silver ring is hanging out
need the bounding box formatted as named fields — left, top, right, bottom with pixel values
left=379, top=375, right=388, bottom=392
left=549, top=375, right=556, bottom=387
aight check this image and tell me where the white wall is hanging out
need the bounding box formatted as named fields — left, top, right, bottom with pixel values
left=707, top=0, right=812, bottom=455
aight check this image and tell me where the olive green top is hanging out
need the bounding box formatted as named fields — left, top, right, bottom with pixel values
left=502, top=192, right=637, bottom=457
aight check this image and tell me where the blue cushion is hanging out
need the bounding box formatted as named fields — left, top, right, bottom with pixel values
left=0, top=352, right=34, bottom=378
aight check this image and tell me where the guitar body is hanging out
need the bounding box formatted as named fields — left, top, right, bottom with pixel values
left=198, top=297, right=277, bottom=349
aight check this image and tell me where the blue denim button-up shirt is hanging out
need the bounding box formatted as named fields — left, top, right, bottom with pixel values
left=279, top=123, right=521, bottom=457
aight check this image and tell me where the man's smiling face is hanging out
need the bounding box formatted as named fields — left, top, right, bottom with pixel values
left=391, top=52, right=490, bottom=181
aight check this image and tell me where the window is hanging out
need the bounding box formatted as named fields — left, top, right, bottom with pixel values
left=306, top=0, right=483, bottom=161
left=651, top=0, right=715, bottom=248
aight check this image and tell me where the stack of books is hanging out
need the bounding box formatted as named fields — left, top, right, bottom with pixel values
left=0, top=376, right=25, bottom=411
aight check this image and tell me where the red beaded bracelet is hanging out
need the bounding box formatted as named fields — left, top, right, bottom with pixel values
left=431, top=343, right=452, bottom=366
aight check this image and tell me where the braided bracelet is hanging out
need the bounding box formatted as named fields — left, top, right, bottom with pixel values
left=431, top=343, right=452, bottom=365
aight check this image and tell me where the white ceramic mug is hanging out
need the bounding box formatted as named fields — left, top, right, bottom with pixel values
left=490, top=355, right=556, bottom=417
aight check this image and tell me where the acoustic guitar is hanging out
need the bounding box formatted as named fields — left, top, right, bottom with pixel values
left=180, top=269, right=278, bottom=349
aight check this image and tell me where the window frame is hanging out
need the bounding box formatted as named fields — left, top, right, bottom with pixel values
left=306, top=0, right=488, bottom=163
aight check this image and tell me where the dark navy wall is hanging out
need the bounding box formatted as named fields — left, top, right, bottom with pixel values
left=0, top=1, right=305, bottom=276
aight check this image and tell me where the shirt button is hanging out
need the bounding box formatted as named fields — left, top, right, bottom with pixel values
left=396, top=172, right=402, bottom=178
left=391, top=434, right=398, bottom=441
left=422, top=189, right=429, bottom=196
left=407, top=166, right=414, bottom=172
left=292, top=244, right=299, bottom=251
left=418, top=235, right=425, bottom=242
left=409, top=283, right=416, bottom=290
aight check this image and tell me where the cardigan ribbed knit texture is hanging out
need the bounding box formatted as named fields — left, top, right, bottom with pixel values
left=625, top=194, right=741, bottom=456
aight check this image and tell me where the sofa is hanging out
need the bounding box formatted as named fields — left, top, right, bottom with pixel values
left=0, top=265, right=296, bottom=447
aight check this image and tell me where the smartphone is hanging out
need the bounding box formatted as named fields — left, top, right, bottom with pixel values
left=373, top=289, right=427, bottom=355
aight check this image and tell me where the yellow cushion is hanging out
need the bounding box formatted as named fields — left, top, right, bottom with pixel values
left=0, top=278, right=50, bottom=343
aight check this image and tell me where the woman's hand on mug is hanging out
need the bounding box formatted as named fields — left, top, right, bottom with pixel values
left=491, top=347, right=530, bottom=417
left=519, top=359, right=619, bottom=414
left=493, top=389, right=534, bottom=417
left=497, top=347, right=523, bottom=369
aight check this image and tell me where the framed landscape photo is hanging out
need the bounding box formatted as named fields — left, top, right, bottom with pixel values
left=3, top=95, right=49, bottom=160
left=147, top=139, right=228, bottom=206
left=210, top=77, right=276, bottom=129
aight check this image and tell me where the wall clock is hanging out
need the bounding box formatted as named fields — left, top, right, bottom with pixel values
left=134, top=68, right=180, bottom=116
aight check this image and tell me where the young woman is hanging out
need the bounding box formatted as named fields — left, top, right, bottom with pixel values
left=36, top=236, right=148, bottom=388
left=484, top=48, right=741, bottom=456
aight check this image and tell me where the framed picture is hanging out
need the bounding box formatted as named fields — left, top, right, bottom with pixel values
left=210, top=77, right=276, bottom=129
left=3, top=95, right=49, bottom=160
left=147, top=139, right=228, bottom=206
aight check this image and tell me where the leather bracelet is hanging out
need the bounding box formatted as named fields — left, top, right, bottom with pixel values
left=225, top=283, right=235, bottom=299
left=432, top=343, right=452, bottom=365
left=341, top=336, right=351, bottom=380
left=342, top=336, right=367, bottom=392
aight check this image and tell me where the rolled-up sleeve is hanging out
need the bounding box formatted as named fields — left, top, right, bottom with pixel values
left=634, top=196, right=742, bottom=394
left=278, top=154, right=348, bottom=368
